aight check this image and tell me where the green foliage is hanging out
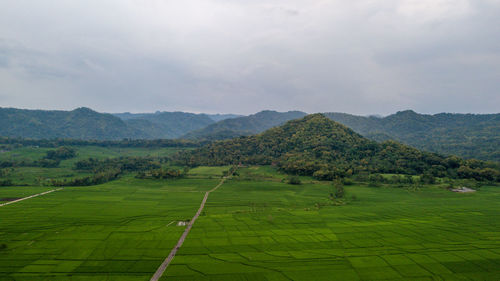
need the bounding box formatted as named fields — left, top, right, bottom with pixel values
left=50, top=169, right=121, bottom=186
left=0, top=107, right=215, bottom=140
left=74, top=157, right=162, bottom=172
left=325, top=110, right=500, bottom=162
left=182, top=110, right=307, bottom=140
left=0, top=136, right=201, bottom=148
left=44, top=146, right=77, bottom=160
left=177, top=114, right=500, bottom=182
left=286, top=175, right=301, bottom=185
left=0, top=179, right=12, bottom=186
left=331, top=180, right=345, bottom=198
left=136, top=168, right=184, bottom=179
left=118, top=111, right=215, bottom=138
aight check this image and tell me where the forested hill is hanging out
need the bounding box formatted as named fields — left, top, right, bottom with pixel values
left=0, top=107, right=216, bottom=140
left=182, top=110, right=307, bottom=140
left=113, top=111, right=215, bottom=138
left=176, top=114, right=500, bottom=181
left=325, top=110, right=500, bottom=162
left=0, top=107, right=297, bottom=140
left=0, top=107, right=141, bottom=140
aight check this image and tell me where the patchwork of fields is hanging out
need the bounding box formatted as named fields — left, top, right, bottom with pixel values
left=0, top=176, right=218, bottom=281
left=0, top=146, right=185, bottom=185
left=1, top=166, right=500, bottom=280
left=163, top=170, right=500, bottom=280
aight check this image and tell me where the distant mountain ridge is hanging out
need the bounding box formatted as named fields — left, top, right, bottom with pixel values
left=0, top=107, right=137, bottom=140
left=0, top=107, right=296, bottom=140
left=0, top=107, right=215, bottom=140
left=1, top=107, right=499, bottom=162
left=182, top=110, right=307, bottom=140
left=113, top=112, right=242, bottom=122
left=325, top=110, right=500, bottom=162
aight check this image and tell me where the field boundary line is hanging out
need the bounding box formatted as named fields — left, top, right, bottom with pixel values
left=0, top=188, right=63, bottom=207
left=150, top=175, right=229, bottom=281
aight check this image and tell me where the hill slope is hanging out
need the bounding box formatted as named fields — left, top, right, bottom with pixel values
left=122, top=112, right=215, bottom=139
left=0, top=107, right=218, bottom=140
left=177, top=114, right=500, bottom=181
left=0, top=107, right=142, bottom=140
left=182, top=110, right=307, bottom=140
left=325, top=110, right=500, bottom=162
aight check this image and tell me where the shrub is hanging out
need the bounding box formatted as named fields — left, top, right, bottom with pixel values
left=287, top=176, right=301, bottom=185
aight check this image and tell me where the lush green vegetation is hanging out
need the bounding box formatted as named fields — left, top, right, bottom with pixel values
left=0, top=176, right=219, bottom=281
left=0, top=145, right=190, bottom=186
left=0, top=107, right=215, bottom=140
left=1, top=112, right=500, bottom=280
left=177, top=114, right=500, bottom=182
left=1, top=164, right=499, bottom=280
left=182, top=110, right=307, bottom=140
left=158, top=168, right=500, bottom=280
left=325, top=110, right=500, bottom=162
left=114, top=111, right=216, bottom=139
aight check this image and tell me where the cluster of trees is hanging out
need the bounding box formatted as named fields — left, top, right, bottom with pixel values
left=50, top=169, right=121, bottom=186
left=0, top=179, right=13, bottom=186
left=0, top=137, right=201, bottom=149
left=74, top=157, right=163, bottom=173
left=176, top=114, right=500, bottom=182
left=36, top=146, right=77, bottom=168
left=136, top=168, right=185, bottom=179
left=0, top=146, right=78, bottom=168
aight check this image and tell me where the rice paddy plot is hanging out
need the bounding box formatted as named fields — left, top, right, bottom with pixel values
left=0, top=176, right=217, bottom=281
left=161, top=171, right=500, bottom=281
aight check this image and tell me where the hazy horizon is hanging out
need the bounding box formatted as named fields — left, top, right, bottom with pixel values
left=2, top=105, right=499, bottom=118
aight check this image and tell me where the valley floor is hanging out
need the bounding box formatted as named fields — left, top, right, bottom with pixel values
left=1, top=167, right=499, bottom=280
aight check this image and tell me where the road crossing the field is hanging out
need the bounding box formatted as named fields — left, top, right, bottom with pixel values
left=0, top=188, right=62, bottom=207
left=150, top=176, right=229, bottom=281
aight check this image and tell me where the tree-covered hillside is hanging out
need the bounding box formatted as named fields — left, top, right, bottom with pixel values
left=0, top=107, right=141, bottom=140
left=182, top=110, right=307, bottom=140
left=0, top=107, right=215, bottom=140
left=119, top=111, right=215, bottom=139
left=325, top=110, right=500, bottom=162
left=176, top=114, right=500, bottom=181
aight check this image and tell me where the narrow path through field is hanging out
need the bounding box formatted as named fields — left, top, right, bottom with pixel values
left=150, top=176, right=229, bottom=281
left=0, top=188, right=62, bottom=207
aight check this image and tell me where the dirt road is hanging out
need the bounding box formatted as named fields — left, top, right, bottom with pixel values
left=0, top=188, right=62, bottom=207
left=150, top=176, right=228, bottom=281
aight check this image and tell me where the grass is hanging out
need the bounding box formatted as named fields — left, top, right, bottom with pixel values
left=0, top=146, right=187, bottom=185
left=1, top=165, right=499, bottom=280
left=0, top=176, right=218, bottom=281
left=188, top=166, right=232, bottom=178
left=161, top=167, right=500, bottom=281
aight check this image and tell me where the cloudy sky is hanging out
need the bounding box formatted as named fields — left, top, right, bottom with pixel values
left=1, top=0, right=499, bottom=115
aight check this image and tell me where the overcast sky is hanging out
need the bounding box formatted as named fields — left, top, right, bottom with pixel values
left=1, top=0, right=499, bottom=115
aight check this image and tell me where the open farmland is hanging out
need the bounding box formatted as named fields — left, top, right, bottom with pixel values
left=162, top=167, right=500, bottom=281
left=0, top=176, right=219, bottom=281
left=0, top=146, right=188, bottom=186
left=1, top=166, right=500, bottom=280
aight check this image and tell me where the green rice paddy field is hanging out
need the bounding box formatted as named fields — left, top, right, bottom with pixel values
left=1, top=167, right=500, bottom=280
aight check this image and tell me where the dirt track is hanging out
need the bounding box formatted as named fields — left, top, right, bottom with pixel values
left=150, top=176, right=228, bottom=281
left=0, top=188, right=62, bottom=207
